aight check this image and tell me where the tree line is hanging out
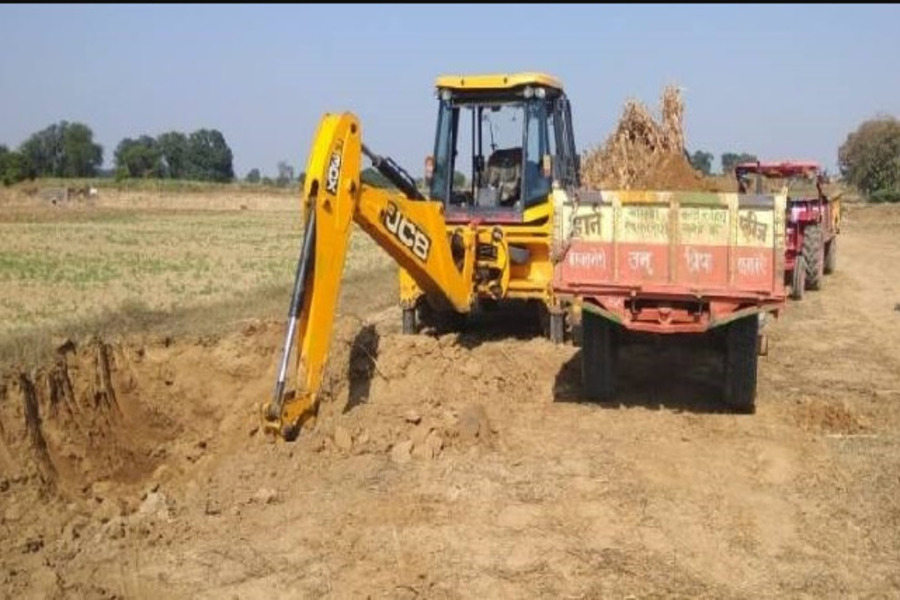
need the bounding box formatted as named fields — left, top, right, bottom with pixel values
left=114, top=130, right=233, bottom=182
left=4, top=116, right=899, bottom=202
left=1, top=121, right=103, bottom=186
left=0, top=120, right=237, bottom=186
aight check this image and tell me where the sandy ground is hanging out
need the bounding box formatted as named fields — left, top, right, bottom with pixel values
left=2, top=202, right=899, bottom=599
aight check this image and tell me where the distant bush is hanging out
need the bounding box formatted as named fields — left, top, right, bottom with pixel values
left=839, top=116, right=900, bottom=195
left=0, top=145, right=31, bottom=186
left=869, top=189, right=900, bottom=203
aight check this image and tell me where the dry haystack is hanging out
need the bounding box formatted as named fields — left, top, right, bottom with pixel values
left=582, top=85, right=726, bottom=191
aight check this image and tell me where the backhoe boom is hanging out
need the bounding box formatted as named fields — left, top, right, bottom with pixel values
left=264, top=112, right=481, bottom=439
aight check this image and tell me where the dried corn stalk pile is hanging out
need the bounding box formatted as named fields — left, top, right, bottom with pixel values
left=581, top=85, right=717, bottom=191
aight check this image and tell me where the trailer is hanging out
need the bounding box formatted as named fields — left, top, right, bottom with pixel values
left=552, top=189, right=787, bottom=413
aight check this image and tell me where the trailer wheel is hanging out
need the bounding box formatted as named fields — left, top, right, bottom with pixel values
left=549, top=312, right=565, bottom=344
left=803, top=225, right=824, bottom=290
left=581, top=311, right=618, bottom=402
left=401, top=308, right=417, bottom=335
left=790, top=255, right=807, bottom=301
left=723, top=315, right=759, bottom=414
left=824, top=237, right=837, bottom=274
left=571, top=321, right=583, bottom=348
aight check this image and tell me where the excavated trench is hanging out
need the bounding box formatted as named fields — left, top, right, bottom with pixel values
left=1, top=340, right=194, bottom=499
left=0, top=318, right=310, bottom=506
left=0, top=311, right=505, bottom=507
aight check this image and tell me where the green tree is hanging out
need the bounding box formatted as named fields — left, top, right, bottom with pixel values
left=721, top=152, right=758, bottom=174
left=186, top=129, right=234, bottom=182
left=20, top=121, right=102, bottom=177
left=0, top=145, right=9, bottom=185
left=0, top=145, right=30, bottom=186
left=838, top=115, right=900, bottom=195
left=19, top=123, right=64, bottom=177
left=1, top=149, right=32, bottom=186
left=453, top=170, right=467, bottom=188
left=689, top=150, right=714, bottom=175
left=114, top=136, right=163, bottom=178
left=246, top=168, right=261, bottom=184
left=157, top=131, right=188, bottom=179
left=61, top=122, right=103, bottom=177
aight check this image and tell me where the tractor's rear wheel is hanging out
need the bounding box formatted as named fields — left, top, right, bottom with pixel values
left=791, top=255, right=807, bottom=301
left=723, top=315, right=759, bottom=414
left=581, top=311, right=618, bottom=402
left=824, top=237, right=837, bottom=275
left=803, top=225, right=824, bottom=290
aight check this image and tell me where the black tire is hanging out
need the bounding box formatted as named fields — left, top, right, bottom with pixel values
left=418, top=301, right=466, bottom=333
left=802, top=225, right=824, bottom=291
left=824, top=237, right=837, bottom=275
left=791, top=255, right=807, bottom=301
left=723, top=315, right=759, bottom=414
left=571, top=321, right=583, bottom=348
left=581, top=311, right=618, bottom=402
left=401, top=308, right=417, bottom=335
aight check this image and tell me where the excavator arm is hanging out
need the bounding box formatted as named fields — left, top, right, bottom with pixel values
left=264, top=112, right=497, bottom=439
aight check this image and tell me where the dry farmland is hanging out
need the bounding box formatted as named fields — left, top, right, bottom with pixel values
left=0, top=187, right=393, bottom=364
left=1, top=186, right=900, bottom=598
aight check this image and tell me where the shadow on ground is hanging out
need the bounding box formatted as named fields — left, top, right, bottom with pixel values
left=553, top=331, right=741, bottom=415
left=418, top=300, right=548, bottom=350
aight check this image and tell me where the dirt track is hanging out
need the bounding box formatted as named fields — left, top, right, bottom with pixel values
left=2, top=203, right=900, bottom=598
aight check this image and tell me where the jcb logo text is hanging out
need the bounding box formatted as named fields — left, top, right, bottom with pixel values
left=383, top=202, right=431, bottom=262
left=326, top=143, right=342, bottom=195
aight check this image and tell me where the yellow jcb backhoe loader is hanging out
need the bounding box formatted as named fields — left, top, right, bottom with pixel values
left=265, top=73, right=579, bottom=439
left=397, top=73, right=580, bottom=339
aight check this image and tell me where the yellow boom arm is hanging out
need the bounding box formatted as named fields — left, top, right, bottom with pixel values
left=264, top=112, right=481, bottom=439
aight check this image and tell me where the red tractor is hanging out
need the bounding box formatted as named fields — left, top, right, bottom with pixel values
left=735, top=161, right=841, bottom=300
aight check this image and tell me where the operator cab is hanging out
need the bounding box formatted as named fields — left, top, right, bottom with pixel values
left=425, top=73, right=580, bottom=223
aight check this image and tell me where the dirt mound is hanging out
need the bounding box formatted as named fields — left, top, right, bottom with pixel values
left=581, top=85, right=727, bottom=192
left=307, top=319, right=522, bottom=461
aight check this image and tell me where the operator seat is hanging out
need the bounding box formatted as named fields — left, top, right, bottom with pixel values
left=478, top=147, right=522, bottom=207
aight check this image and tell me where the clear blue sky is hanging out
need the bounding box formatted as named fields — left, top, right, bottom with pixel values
left=1, top=4, right=898, bottom=178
